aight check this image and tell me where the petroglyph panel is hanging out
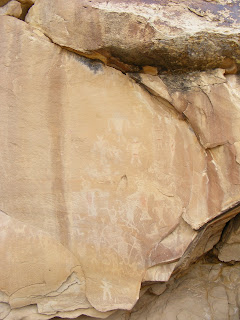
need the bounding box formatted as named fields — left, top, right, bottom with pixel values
left=1, top=13, right=240, bottom=319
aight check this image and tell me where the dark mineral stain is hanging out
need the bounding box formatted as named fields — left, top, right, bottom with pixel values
left=129, top=72, right=142, bottom=83
left=47, top=53, right=70, bottom=247
left=73, top=54, right=103, bottom=74
left=188, top=1, right=240, bottom=26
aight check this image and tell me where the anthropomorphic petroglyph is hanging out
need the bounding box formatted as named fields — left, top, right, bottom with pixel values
left=101, top=279, right=112, bottom=300
left=127, top=138, right=146, bottom=165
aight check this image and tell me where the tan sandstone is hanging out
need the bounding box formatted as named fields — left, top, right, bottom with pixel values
left=0, top=0, right=22, bottom=18
left=217, top=214, right=240, bottom=262
left=93, top=258, right=240, bottom=320
left=1, top=0, right=240, bottom=319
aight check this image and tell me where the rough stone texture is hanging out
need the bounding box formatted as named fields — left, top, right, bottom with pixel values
left=0, top=0, right=35, bottom=6
left=217, top=214, right=240, bottom=262
left=1, top=1, right=240, bottom=319
left=26, top=0, right=240, bottom=72
left=0, top=0, right=22, bottom=18
left=0, top=16, right=205, bottom=317
left=132, top=70, right=240, bottom=228
left=94, top=258, right=240, bottom=320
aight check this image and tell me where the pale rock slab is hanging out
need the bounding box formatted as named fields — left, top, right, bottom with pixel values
left=0, top=0, right=22, bottom=18
left=0, top=210, right=92, bottom=317
left=134, top=70, right=240, bottom=229
left=1, top=9, right=240, bottom=320
left=0, top=15, right=206, bottom=317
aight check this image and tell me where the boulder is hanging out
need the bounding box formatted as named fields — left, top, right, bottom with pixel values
left=0, top=0, right=22, bottom=18
left=26, top=0, right=240, bottom=72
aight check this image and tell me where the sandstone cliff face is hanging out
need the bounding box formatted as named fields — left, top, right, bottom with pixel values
left=96, top=255, right=240, bottom=320
left=1, top=1, right=240, bottom=320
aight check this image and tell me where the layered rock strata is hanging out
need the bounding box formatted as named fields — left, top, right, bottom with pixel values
left=26, top=0, right=240, bottom=73
left=1, top=1, right=240, bottom=319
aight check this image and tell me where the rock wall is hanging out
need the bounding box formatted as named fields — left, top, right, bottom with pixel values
left=96, top=253, right=240, bottom=320
left=1, top=1, right=240, bottom=319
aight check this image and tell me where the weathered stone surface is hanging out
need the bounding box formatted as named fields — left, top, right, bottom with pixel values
left=1, top=1, right=240, bottom=319
left=26, top=0, right=240, bottom=72
left=132, top=70, right=240, bottom=229
left=92, top=258, right=240, bottom=320
left=217, top=214, right=240, bottom=262
left=1, top=0, right=34, bottom=7
left=173, top=203, right=240, bottom=277
left=0, top=210, right=95, bottom=318
left=0, top=16, right=209, bottom=316
left=0, top=0, right=22, bottom=18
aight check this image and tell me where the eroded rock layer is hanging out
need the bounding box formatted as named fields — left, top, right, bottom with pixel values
left=92, top=253, right=240, bottom=320
left=26, top=0, right=240, bottom=72
left=1, top=1, right=240, bottom=319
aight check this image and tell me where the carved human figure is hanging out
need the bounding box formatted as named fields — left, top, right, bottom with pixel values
left=101, top=279, right=112, bottom=300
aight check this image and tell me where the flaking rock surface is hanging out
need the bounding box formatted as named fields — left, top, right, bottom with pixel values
left=26, top=0, right=240, bottom=72
left=1, top=1, right=240, bottom=320
left=92, top=257, right=240, bottom=320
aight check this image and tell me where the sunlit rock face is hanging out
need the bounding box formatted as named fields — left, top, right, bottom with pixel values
left=1, top=1, right=240, bottom=320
